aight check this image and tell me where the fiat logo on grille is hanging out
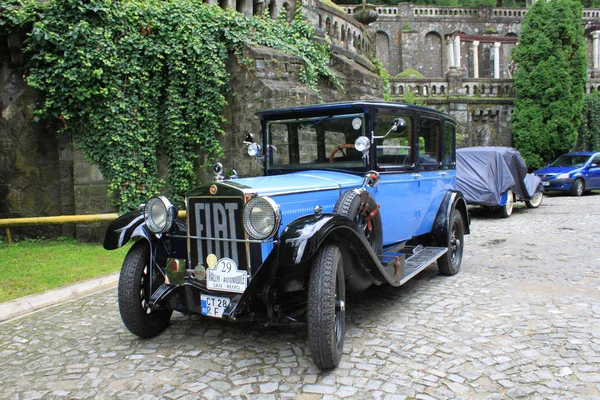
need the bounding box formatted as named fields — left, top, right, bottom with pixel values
left=209, top=185, right=218, bottom=195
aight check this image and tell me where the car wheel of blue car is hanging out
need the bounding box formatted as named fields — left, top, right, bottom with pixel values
left=334, top=189, right=383, bottom=255
left=437, top=210, right=464, bottom=276
left=308, top=244, right=346, bottom=370
left=118, top=240, right=172, bottom=338
left=499, top=190, right=514, bottom=218
left=571, top=179, right=584, bottom=197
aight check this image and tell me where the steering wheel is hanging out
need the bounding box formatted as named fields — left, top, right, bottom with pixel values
left=329, top=144, right=355, bottom=162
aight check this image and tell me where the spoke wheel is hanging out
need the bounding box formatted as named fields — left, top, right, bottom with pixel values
left=499, top=190, right=514, bottom=218
left=437, top=210, right=464, bottom=276
left=525, top=191, right=543, bottom=208
left=118, top=240, right=172, bottom=338
left=308, top=244, right=346, bottom=370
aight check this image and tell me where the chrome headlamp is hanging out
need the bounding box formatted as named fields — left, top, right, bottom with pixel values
left=144, top=196, right=177, bottom=233
left=242, top=196, right=281, bottom=240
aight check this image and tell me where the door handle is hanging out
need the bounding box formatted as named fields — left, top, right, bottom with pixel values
left=412, top=173, right=423, bottom=179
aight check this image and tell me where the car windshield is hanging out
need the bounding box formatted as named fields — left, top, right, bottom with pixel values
left=550, top=155, right=590, bottom=167
left=267, top=113, right=365, bottom=170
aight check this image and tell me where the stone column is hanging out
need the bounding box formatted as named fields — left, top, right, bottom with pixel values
left=454, top=35, right=461, bottom=69
left=493, top=42, right=501, bottom=79
left=447, top=38, right=455, bottom=69
left=592, top=31, right=600, bottom=71
left=239, top=0, right=253, bottom=16
left=471, top=40, right=480, bottom=78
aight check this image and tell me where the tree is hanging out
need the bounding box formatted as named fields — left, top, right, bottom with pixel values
left=511, top=0, right=587, bottom=169
left=577, top=91, right=600, bottom=151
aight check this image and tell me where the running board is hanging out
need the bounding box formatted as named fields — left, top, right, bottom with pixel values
left=379, top=246, right=448, bottom=286
left=401, top=246, right=447, bottom=285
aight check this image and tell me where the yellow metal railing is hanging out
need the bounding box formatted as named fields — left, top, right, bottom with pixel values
left=0, top=211, right=187, bottom=245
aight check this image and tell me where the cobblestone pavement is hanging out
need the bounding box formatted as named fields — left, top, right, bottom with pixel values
left=1, top=193, right=600, bottom=400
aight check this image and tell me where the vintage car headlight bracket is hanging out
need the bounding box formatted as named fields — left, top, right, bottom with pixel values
left=242, top=196, right=281, bottom=240
left=144, top=196, right=177, bottom=234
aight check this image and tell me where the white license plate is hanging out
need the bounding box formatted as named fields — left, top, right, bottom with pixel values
left=542, top=181, right=550, bottom=186
left=201, top=294, right=230, bottom=318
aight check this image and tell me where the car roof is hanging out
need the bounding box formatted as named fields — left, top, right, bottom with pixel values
left=560, top=152, right=599, bottom=156
left=255, top=101, right=456, bottom=124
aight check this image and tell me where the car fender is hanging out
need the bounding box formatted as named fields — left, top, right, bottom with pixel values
left=104, top=211, right=150, bottom=250
left=278, top=213, right=394, bottom=289
left=431, top=190, right=470, bottom=246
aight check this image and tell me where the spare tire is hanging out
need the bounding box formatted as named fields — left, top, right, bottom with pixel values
left=334, top=190, right=383, bottom=255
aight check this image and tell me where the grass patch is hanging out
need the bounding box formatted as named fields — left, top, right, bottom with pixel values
left=0, top=237, right=131, bottom=303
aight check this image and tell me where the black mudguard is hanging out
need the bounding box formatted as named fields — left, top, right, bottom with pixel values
left=279, top=213, right=399, bottom=286
left=224, top=213, right=396, bottom=321
left=431, top=190, right=470, bottom=246
left=104, top=211, right=148, bottom=250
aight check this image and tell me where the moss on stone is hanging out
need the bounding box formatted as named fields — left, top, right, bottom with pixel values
left=395, top=68, right=424, bottom=79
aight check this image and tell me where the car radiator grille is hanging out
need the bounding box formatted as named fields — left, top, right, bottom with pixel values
left=187, top=196, right=249, bottom=271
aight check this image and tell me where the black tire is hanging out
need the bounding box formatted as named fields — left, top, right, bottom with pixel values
left=118, top=240, right=172, bottom=338
left=308, top=244, right=346, bottom=370
left=571, top=179, right=584, bottom=196
left=525, top=191, right=543, bottom=208
left=498, top=190, right=514, bottom=218
left=437, top=210, right=465, bottom=276
left=334, top=190, right=383, bottom=255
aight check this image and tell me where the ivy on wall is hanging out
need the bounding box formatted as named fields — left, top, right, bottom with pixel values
left=578, top=91, right=600, bottom=151
left=1, top=0, right=339, bottom=212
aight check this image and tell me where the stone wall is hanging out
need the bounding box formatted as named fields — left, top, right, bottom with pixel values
left=1, top=38, right=66, bottom=238
left=221, top=43, right=383, bottom=177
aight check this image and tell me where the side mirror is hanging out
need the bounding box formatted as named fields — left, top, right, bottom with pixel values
left=244, top=133, right=256, bottom=144
left=590, top=163, right=598, bottom=168
left=374, top=117, right=408, bottom=139
left=392, top=118, right=407, bottom=133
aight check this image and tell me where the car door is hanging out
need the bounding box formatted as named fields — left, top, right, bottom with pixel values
left=413, top=117, right=455, bottom=236
left=371, top=113, right=421, bottom=243
left=587, top=154, right=600, bottom=189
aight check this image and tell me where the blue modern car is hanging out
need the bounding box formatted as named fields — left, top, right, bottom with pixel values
left=534, top=152, right=600, bottom=196
left=104, top=101, right=470, bottom=370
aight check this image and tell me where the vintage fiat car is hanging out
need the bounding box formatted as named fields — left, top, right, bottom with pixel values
left=104, top=101, right=470, bottom=370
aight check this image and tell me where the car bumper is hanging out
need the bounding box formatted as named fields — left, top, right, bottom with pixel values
left=540, top=179, right=574, bottom=191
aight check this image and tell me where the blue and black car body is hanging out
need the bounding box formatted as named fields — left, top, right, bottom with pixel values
left=105, top=101, right=470, bottom=370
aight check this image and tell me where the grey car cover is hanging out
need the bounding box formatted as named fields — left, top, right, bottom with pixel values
left=456, top=146, right=542, bottom=206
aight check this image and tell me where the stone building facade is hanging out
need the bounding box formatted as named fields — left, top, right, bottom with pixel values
left=2, top=0, right=600, bottom=240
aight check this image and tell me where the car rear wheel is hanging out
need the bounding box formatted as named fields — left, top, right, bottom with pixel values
left=437, top=209, right=464, bottom=276
left=525, top=191, right=543, bottom=208
left=308, top=244, right=346, bottom=370
left=499, top=190, right=514, bottom=218
left=118, top=240, right=172, bottom=338
left=571, top=179, right=584, bottom=196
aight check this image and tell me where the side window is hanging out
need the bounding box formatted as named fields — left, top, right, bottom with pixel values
left=418, top=118, right=441, bottom=167
left=442, top=122, right=456, bottom=169
left=375, top=114, right=413, bottom=167
left=592, top=156, right=600, bottom=166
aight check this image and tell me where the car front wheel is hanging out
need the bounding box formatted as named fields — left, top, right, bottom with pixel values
left=571, top=179, right=584, bottom=196
left=307, top=244, right=346, bottom=370
left=118, top=240, right=172, bottom=338
left=437, top=209, right=464, bottom=276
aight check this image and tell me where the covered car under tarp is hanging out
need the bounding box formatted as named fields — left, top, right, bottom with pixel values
left=456, top=146, right=542, bottom=206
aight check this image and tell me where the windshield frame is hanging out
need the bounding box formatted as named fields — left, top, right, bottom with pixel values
left=264, top=113, right=368, bottom=175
